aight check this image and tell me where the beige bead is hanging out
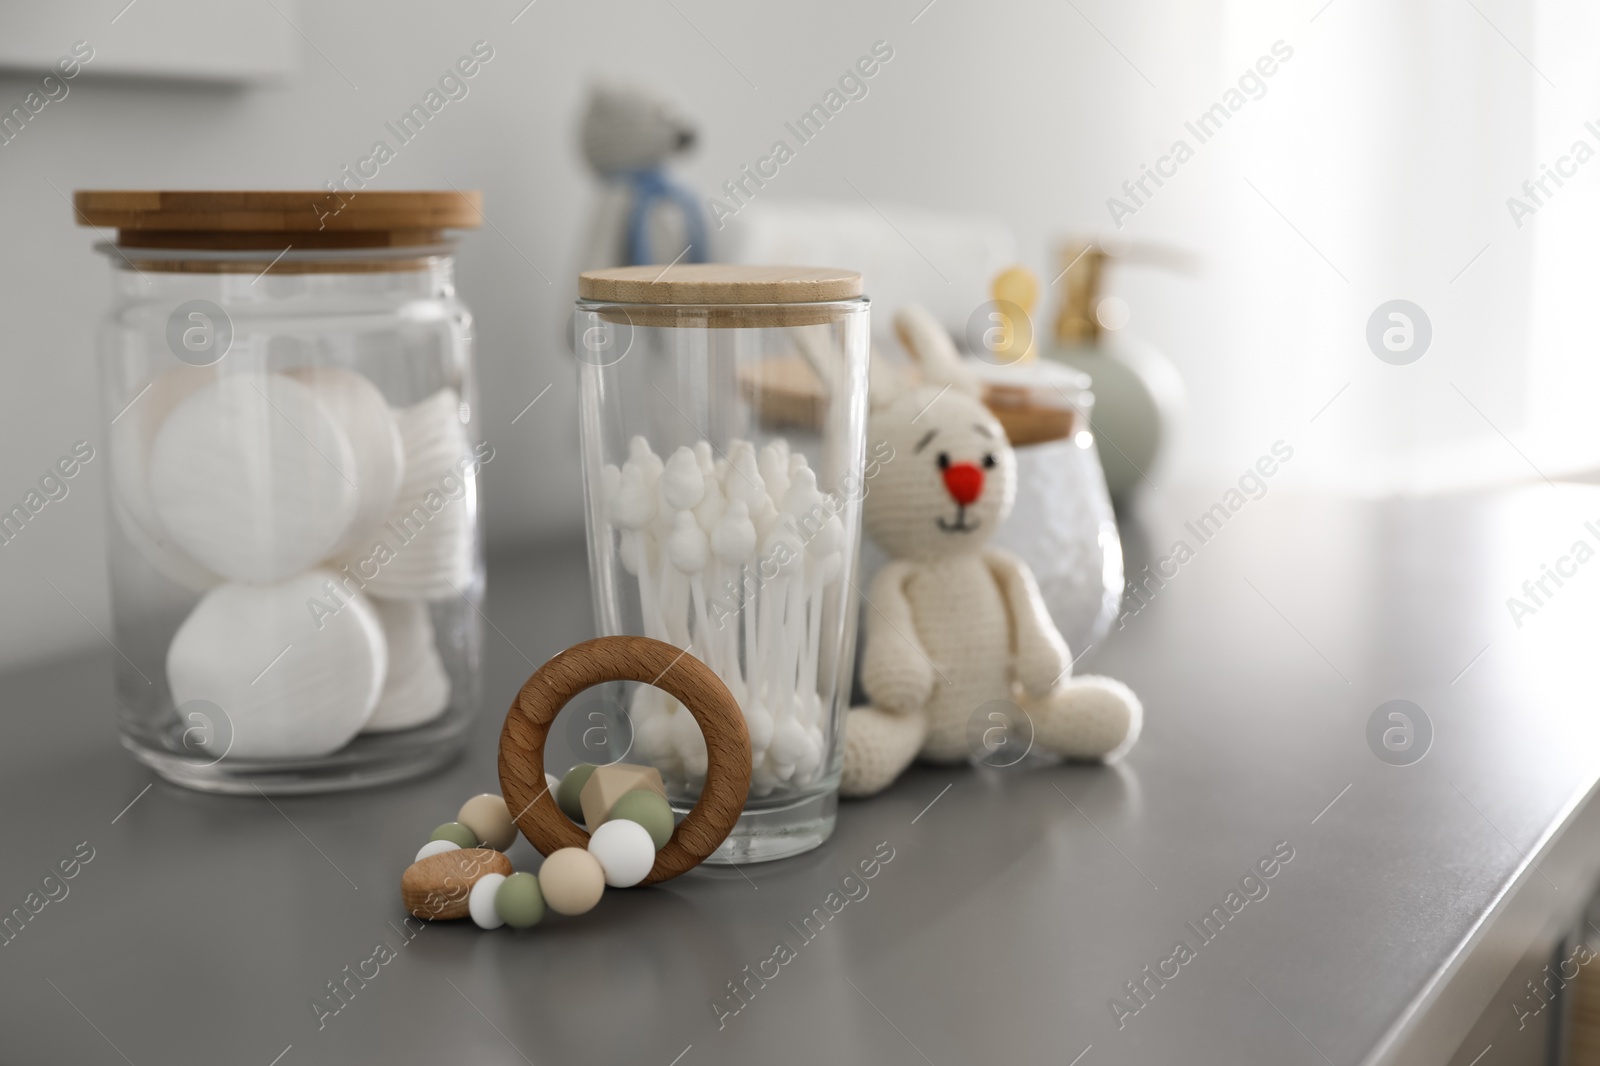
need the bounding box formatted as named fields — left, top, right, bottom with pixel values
left=539, top=847, right=606, bottom=915
left=457, top=793, right=517, bottom=851
left=579, top=763, right=667, bottom=832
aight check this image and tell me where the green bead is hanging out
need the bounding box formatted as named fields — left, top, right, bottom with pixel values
left=429, top=822, right=478, bottom=849
left=606, top=789, right=674, bottom=850
left=557, top=764, right=597, bottom=823
left=496, top=871, right=545, bottom=928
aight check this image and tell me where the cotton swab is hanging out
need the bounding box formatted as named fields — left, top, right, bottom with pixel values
left=711, top=498, right=757, bottom=696
left=604, top=432, right=846, bottom=786
left=667, top=510, right=712, bottom=669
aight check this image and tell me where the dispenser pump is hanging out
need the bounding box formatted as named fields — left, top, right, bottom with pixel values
left=1052, top=239, right=1197, bottom=346
left=1054, top=241, right=1110, bottom=346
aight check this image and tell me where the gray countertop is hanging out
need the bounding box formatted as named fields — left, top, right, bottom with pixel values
left=4, top=484, right=1600, bottom=1066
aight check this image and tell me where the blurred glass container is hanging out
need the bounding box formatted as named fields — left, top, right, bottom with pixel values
left=964, top=360, right=1123, bottom=657
left=573, top=265, right=869, bottom=863
left=77, top=189, right=485, bottom=794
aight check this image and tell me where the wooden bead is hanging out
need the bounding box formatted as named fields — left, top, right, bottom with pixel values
left=457, top=794, right=517, bottom=851
left=401, top=847, right=513, bottom=920
left=538, top=848, right=606, bottom=916
left=498, top=636, right=752, bottom=885
left=579, top=763, right=666, bottom=832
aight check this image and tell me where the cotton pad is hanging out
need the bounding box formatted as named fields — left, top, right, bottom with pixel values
left=287, top=367, right=404, bottom=557
left=148, top=374, right=360, bottom=582
left=342, top=388, right=476, bottom=600
left=166, top=569, right=387, bottom=759
left=362, top=596, right=452, bottom=733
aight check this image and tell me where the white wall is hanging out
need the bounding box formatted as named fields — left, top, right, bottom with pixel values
left=0, top=0, right=1224, bottom=671
left=0, top=0, right=1578, bottom=671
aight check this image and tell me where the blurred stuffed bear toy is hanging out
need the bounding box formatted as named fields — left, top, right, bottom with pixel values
left=578, top=80, right=708, bottom=269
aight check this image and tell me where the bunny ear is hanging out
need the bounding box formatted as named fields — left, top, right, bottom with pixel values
left=893, top=305, right=980, bottom=397
left=791, top=325, right=905, bottom=412
left=790, top=324, right=844, bottom=397
left=867, top=342, right=906, bottom=411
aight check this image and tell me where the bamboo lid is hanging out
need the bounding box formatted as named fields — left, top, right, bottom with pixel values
left=579, top=265, right=863, bottom=327
left=579, top=265, right=862, bottom=304
left=73, top=190, right=482, bottom=272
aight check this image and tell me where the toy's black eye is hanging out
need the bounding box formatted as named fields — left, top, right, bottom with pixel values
left=982, top=453, right=997, bottom=469
left=936, top=452, right=951, bottom=470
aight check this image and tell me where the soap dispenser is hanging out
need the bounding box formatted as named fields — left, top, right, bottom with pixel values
left=965, top=266, right=1125, bottom=658
left=1047, top=240, right=1188, bottom=500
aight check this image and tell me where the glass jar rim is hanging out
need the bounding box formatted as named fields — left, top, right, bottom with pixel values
left=93, top=241, right=457, bottom=274
left=576, top=295, right=867, bottom=329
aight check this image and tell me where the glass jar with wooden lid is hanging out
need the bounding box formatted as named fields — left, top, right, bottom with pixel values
left=76, top=189, right=485, bottom=793
left=572, top=264, right=870, bottom=863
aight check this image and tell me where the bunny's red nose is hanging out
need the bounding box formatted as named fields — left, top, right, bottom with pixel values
left=942, top=463, right=985, bottom=507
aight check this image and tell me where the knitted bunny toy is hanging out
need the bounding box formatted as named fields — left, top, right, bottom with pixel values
left=841, top=305, right=1143, bottom=797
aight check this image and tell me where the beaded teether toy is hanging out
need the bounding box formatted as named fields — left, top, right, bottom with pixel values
left=398, top=635, right=752, bottom=929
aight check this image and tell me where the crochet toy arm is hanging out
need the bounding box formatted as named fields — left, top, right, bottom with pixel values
left=860, top=560, right=936, bottom=713
left=984, top=547, right=1070, bottom=697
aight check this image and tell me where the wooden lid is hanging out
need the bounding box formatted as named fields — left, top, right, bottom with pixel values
left=74, top=189, right=480, bottom=248
left=75, top=190, right=481, bottom=273
left=579, top=265, right=862, bottom=305
left=982, top=385, right=1077, bottom=446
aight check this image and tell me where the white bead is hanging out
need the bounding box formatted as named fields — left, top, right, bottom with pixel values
left=469, top=872, right=508, bottom=929
left=415, top=839, right=460, bottom=862
left=546, top=772, right=561, bottom=796
left=148, top=374, right=360, bottom=582
left=587, top=819, right=656, bottom=887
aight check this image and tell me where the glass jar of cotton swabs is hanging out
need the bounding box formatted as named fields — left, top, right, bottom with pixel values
left=573, top=266, right=868, bottom=863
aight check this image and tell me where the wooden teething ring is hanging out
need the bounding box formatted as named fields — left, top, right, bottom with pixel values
left=498, top=636, right=752, bottom=886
